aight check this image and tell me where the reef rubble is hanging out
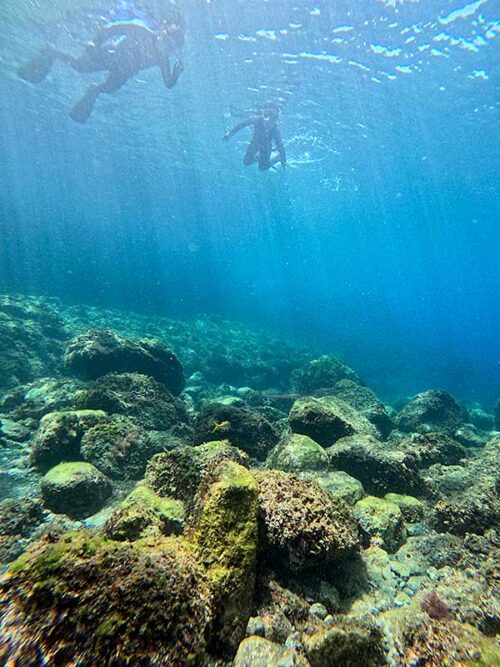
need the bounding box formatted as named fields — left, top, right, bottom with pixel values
left=0, top=294, right=498, bottom=666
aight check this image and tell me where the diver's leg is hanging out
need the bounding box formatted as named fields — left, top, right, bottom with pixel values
left=52, top=44, right=105, bottom=73
left=258, top=148, right=273, bottom=171
left=243, top=140, right=259, bottom=166
left=70, top=70, right=128, bottom=123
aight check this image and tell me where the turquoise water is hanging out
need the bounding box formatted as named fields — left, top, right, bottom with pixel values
left=0, top=0, right=499, bottom=405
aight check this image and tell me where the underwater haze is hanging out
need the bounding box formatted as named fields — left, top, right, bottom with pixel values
left=0, top=0, right=499, bottom=406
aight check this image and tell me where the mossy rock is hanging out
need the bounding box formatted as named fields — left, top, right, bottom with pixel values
left=303, top=619, right=386, bottom=667
left=76, top=372, right=187, bottom=430
left=0, top=532, right=212, bottom=666
left=105, top=485, right=185, bottom=541
left=31, top=409, right=107, bottom=471
left=41, top=462, right=112, bottom=519
left=256, top=470, right=360, bottom=572
left=145, top=440, right=248, bottom=505
left=188, top=460, right=259, bottom=657
left=81, top=415, right=160, bottom=480
left=396, top=389, right=467, bottom=434
left=299, top=470, right=364, bottom=506
left=354, top=496, right=406, bottom=553
left=291, top=355, right=361, bottom=394
left=384, top=493, right=425, bottom=523
left=64, top=328, right=185, bottom=395
left=266, top=434, right=329, bottom=472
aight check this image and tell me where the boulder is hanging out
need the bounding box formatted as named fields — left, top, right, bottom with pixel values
left=431, top=478, right=499, bottom=536
left=330, top=380, right=393, bottom=439
left=495, top=399, right=500, bottom=431
left=235, top=636, right=310, bottom=667
left=298, top=471, right=364, bottom=506
left=145, top=441, right=248, bottom=505
left=398, top=432, right=467, bottom=467
left=384, top=494, right=425, bottom=523
left=40, top=462, right=112, bottom=519
left=187, top=461, right=259, bottom=656
left=328, top=435, right=423, bottom=496
left=31, top=410, right=107, bottom=471
left=266, top=434, right=329, bottom=472
left=255, top=470, right=359, bottom=572
left=104, top=485, right=184, bottom=541
left=303, top=619, right=385, bottom=667
left=64, top=328, right=185, bottom=394
left=354, top=496, right=406, bottom=553
left=75, top=372, right=187, bottom=430
left=193, top=402, right=279, bottom=461
left=0, top=377, right=83, bottom=421
left=81, top=415, right=160, bottom=480
left=0, top=533, right=212, bottom=666
left=289, top=396, right=378, bottom=447
left=291, top=355, right=361, bottom=394
left=396, top=389, right=467, bottom=434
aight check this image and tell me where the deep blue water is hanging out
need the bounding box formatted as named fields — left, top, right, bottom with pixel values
left=0, top=0, right=499, bottom=405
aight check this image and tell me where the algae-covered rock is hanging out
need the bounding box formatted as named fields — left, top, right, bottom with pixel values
left=328, top=435, right=423, bottom=496
left=193, top=402, right=279, bottom=460
left=396, top=389, right=467, bottom=434
left=299, top=470, right=364, bottom=506
left=235, top=636, right=310, bottom=667
left=31, top=409, right=107, bottom=471
left=384, top=493, right=425, bottom=523
left=354, top=496, right=406, bottom=553
left=41, top=462, right=112, bottom=519
left=266, top=433, right=329, bottom=472
left=256, top=470, right=360, bottom=572
left=291, top=355, right=361, bottom=394
left=188, top=461, right=259, bottom=656
left=331, top=379, right=393, bottom=439
left=145, top=440, right=248, bottom=504
left=0, top=532, right=212, bottom=666
left=495, top=400, right=500, bottom=431
left=432, top=478, right=499, bottom=536
left=104, top=485, right=184, bottom=541
left=64, top=328, right=185, bottom=395
left=302, top=619, right=385, bottom=667
left=289, top=396, right=378, bottom=447
left=81, top=415, right=159, bottom=480
left=76, top=371, right=187, bottom=430
left=0, top=377, right=84, bottom=421
left=398, top=432, right=467, bottom=467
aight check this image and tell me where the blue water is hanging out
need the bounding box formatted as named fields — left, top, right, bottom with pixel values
left=0, top=0, right=499, bottom=405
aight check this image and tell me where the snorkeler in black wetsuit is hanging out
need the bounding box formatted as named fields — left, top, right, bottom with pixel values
left=223, top=107, right=287, bottom=170
left=18, top=14, right=185, bottom=123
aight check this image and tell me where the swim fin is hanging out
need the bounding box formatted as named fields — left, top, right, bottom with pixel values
left=70, top=86, right=99, bottom=124
left=18, top=47, right=54, bottom=84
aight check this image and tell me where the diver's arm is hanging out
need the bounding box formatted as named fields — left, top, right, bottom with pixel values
left=223, top=118, right=255, bottom=141
left=93, top=21, right=154, bottom=46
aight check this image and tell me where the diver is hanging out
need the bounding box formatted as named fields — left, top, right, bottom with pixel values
left=18, top=12, right=185, bottom=123
left=223, top=107, right=287, bottom=171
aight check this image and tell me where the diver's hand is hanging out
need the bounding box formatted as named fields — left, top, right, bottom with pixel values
left=223, top=132, right=231, bottom=141
left=173, top=59, right=184, bottom=76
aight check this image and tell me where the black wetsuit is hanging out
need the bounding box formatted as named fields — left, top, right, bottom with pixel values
left=224, top=114, right=287, bottom=170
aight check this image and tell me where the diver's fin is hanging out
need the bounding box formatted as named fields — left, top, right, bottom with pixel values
left=18, top=48, right=54, bottom=84
left=70, top=87, right=99, bottom=123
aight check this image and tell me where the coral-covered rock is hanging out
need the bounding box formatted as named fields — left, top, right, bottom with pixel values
left=41, top=462, right=112, bottom=519
left=0, top=532, right=212, bottom=666
left=396, top=389, right=467, bottom=434
left=64, top=329, right=185, bottom=395
left=31, top=409, right=107, bottom=471
left=384, top=493, right=425, bottom=523
left=266, top=434, right=329, bottom=472
left=188, top=461, right=259, bottom=656
left=302, top=619, right=385, bottom=667
left=328, top=435, right=423, bottom=496
left=256, top=470, right=359, bottom=572
left=104, top=485, right=184, bottom=541
left=289, top=396, right=378, bottom=447
left=354, top=496, right=406, bottom=553
left=432, top=478, right=499, bottom=536
left=291, top=355, right=361, bottom=394
left=76, top=372, right=187, bottom=430
left=398, top=432, right=467, bottom=467
left=145, top=441, right=248, bottom=505
left=193, top=402, right=279, bottom=461
left=0, top=377, right=83, bottom=421
left=81, top=415, right=159, bottom=480
left=0, top=295, right=68, bottom=392
left=331, top=380, right=393, bottom=439
left=298, top=470, right=364, bottom=506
